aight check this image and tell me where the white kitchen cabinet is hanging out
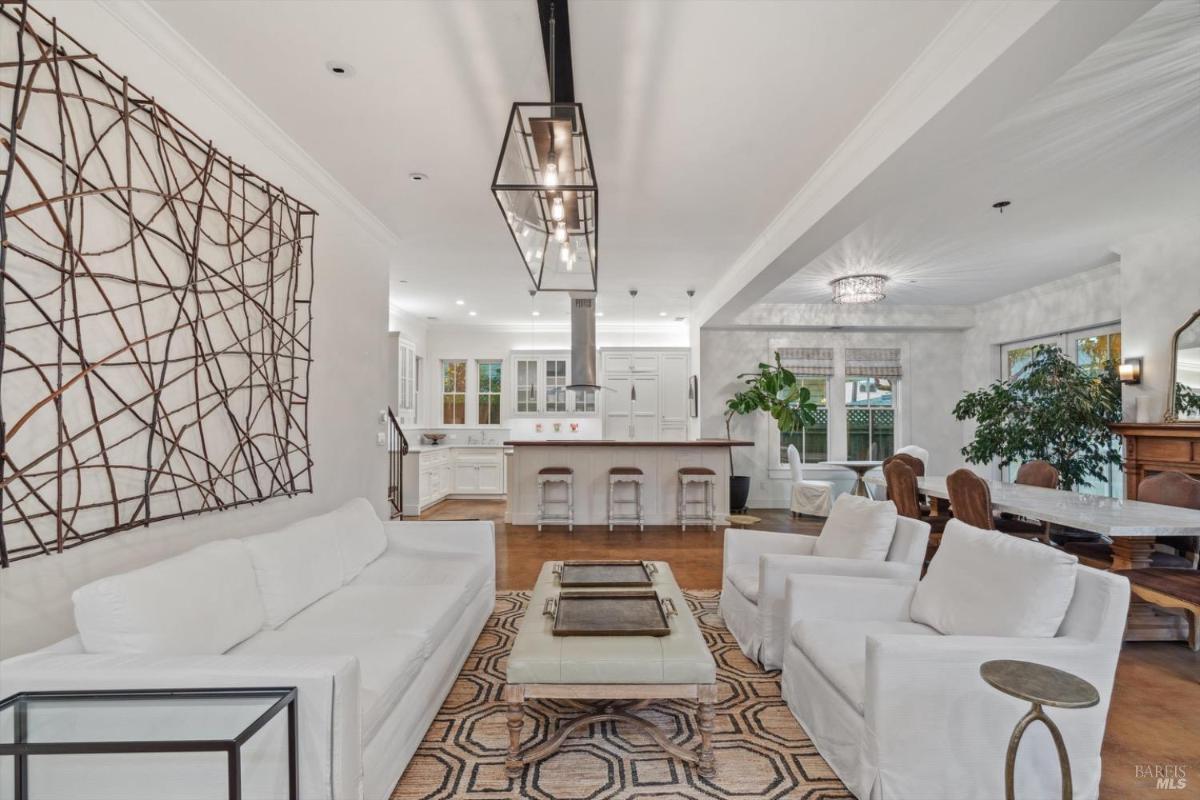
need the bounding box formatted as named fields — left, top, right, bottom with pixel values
left=602, top=349, right=690, bottom=441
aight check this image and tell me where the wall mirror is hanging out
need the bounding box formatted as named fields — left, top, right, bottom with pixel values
left=1168, top=309, right=1200, bottom=422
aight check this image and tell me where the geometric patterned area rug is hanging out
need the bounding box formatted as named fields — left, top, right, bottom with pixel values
left=391, top=591, right=852, bottom=800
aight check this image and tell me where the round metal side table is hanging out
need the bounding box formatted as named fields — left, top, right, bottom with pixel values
left=980, top=659, right=1099, bottom=800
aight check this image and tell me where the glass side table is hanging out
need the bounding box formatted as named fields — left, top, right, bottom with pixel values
left=0, top=687, right=297, bottom=800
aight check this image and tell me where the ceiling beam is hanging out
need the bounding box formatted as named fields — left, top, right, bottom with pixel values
left=695, top=0, right=1158, bottom=328
left=538, top=0, right=574, bottom=104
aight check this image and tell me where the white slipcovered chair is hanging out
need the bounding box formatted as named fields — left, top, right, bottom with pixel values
left=780, top=519, right=1129, bottom=800
left=895, top=444, right=929, bottom=466
left=788, top=444, right=834, bottom=517
left=720, top=494, right=929, bottom=669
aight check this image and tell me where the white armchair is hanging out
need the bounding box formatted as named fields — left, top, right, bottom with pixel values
left=719, top=513, right=929, bottom=669
left=788, top=444, right=834, bottom=517
left=780, top=538, right=1129, bottom=799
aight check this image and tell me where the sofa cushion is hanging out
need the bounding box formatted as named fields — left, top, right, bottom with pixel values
left=725, top=564, right=759, bottom=604
left=911, top=519, right=1078, bottom=637
left=229, top=627, right=425, bottom=742
left=282, top=584, right=464, bottom=658
left=353, top=546, right=491, bottom=606
left=792, top=618, right=938, bottom=714
left=330, top=498, right=387, bottom=582
left=245, top=514, right=344, bottom=628
left=73, top=540, right=264, bottom=654
left=813, top=494, right=897, bottom=561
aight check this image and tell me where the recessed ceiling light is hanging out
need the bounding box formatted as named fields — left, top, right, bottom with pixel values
left=658, top=311, right=667, bottom=317
left=595, top=311, right=604, bottom=317
left=325, top=61, right=355, bottom=78
left=468, top=310, right=477, bottom=317
left=426, top=316, right=438, bottom=321
left=455, top=299, right=464, bottom=305
left=408, top=172, right=429, bottom=183
left=532, top=311, right=541, bottom=317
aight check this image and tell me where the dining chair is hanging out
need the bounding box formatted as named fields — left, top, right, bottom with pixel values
left=876, top=453, right=923, bottom=503
left=945, top=468, right=995, bottom=530
left=886, top=459, right=947, bottom=566
left=1140, top=471, right=1200, bottom=566
left=997, top=460, right=1059, bottom=542
left=1113, top=471, right=1200, bottom=650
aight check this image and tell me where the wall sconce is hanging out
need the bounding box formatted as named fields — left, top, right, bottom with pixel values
left=1119, top=358, right=1142, bottom=385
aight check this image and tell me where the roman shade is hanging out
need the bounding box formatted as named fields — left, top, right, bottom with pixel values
left=845, top=348, right=902, bottom=378
left=778, top=347, right=834, bottom=376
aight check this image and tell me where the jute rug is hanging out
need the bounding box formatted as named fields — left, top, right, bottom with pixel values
left=391, top=591, right=851, bottom=800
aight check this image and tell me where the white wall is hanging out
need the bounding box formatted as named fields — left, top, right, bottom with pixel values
left=1117, top=220, right=1200, bottom=421
left=700, top=327, right=964, bottom=507
left=0, top=2, right=394, bottom=656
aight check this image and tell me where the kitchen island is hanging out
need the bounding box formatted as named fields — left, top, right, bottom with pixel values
left=503, top=440, right=753, bottom=527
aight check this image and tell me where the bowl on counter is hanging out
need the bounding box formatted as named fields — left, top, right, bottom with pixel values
left=421, top=433, right=447, bottom=446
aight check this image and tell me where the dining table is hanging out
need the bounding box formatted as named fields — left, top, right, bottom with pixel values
left=865, top=474, right=1200, bottom=569
left=865, top=473, right=1200, bottom=645
left=820, top=460, right=883, bottom=498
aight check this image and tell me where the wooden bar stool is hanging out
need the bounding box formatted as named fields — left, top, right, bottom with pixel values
left=678, top=467, right=717, bottom=531
left=536, top=467, right=574, bottom=531
left=608, top=467, right=645, bottom=531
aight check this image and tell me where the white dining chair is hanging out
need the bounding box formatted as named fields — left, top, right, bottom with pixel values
left=788, top=444, right=834, bottom=517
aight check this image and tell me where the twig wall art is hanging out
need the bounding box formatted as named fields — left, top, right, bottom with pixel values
left=0, top=2, right=315, bottom=566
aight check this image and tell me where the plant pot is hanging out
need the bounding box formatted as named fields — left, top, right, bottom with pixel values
left=729, top=475, right=751, bottom=513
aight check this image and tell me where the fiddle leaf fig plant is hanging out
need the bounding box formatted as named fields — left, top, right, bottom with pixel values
left=953, top=344, right=1122, bottom=491
left=724, top=352, right=817, bottom=446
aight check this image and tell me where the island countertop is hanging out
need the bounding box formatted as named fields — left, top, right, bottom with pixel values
left=502, top=439, right=754, bottom=447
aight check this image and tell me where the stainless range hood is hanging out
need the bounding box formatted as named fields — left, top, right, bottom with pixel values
left=567, top=292, right=600, bottom=391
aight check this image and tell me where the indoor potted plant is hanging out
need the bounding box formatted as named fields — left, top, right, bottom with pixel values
left=952, top=344, right=1122, bottom=491
left=724, top=353, right=817, bottom=512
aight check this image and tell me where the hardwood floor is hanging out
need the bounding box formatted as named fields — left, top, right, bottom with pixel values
left=419, top=499, right=1199, bottom=798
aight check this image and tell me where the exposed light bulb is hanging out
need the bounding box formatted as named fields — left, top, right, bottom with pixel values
left=524, top=249, right=532, bottom=262
left=551, top=197, right=565, bottom=221
left=543, top=153, right=558, bottom=187
left=506, top=211, right=515, bottom=227
left=521, top=225, right=530, bottom=238
left=554, top=222, right=567, bottom=243
left=534, top=248, right=543, bottom=259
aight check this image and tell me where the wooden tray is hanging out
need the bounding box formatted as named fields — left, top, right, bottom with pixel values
left=544, top=590, right=678, bottom=637
left=554, top=560, right=658, bottom=588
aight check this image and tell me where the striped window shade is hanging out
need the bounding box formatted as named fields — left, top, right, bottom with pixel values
left=845, top=348, right=902, bottom=378
left=777, top=347, right=834, bottom=376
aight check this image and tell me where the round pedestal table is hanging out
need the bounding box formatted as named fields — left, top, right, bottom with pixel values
left=980, top=659, right=1099, bottom=800
left=819, top=460, right=882, bottom=498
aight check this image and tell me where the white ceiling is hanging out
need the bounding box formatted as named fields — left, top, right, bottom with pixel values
left=764, top=0, right=1200, bottom=308
left=148, top=0, right=964, bottom=327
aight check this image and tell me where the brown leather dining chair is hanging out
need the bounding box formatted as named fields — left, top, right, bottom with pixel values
left=1113, top=471, right=1200, bottom=651
left=997, top=460, right=1059, bottom=542
left=945, top=468, right=995, bottom=530
left=885, top=459, right=946, bottom=567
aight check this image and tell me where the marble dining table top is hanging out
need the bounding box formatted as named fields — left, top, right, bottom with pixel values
left=864, top=474, right=1200, bottom=538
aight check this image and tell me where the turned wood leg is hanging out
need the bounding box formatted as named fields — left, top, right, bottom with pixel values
left=930, top=497, right=941, bottom=516
left=697, top=685, right=717, bottom=778
left=1111, top=536, right=1155, bottom=570
left=505, top=688, right=525, bottom=778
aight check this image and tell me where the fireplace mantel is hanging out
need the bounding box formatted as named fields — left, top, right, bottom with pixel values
left=1110, top=423, right=1200, bottom=499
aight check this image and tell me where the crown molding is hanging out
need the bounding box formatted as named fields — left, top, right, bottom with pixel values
left=99, top=0, right=401, bottom=252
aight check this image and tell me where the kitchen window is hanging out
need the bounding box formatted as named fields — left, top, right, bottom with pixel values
left=478, top=360, right=503, bottom=425
left=441, top=359, right=467, bottom=425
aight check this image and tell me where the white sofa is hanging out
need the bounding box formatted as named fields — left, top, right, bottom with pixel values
left=780, top=520, right=1129, bottom=800
left=0, top=498, right=495, bottom=800
left=720, top=496, right=929, bottom=670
